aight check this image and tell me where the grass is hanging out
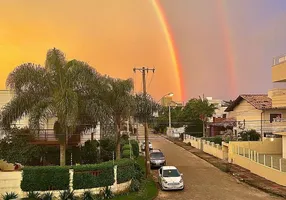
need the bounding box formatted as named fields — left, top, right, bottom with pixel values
left=111, top=156, right=158, bottom=200
left=112, top=178, right=158, bottom=200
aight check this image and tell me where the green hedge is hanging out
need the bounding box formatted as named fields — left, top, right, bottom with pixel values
left=122, top=144, right=131, bottom=151
left=122, top=150, right=131, bottom=158
left=73, top=161, right=115, bottom=189
left=130, top=140, right=139, bottom=158
left=21, top=166, right=70, bottom=191
left=116, top=159, right=135, bottom=184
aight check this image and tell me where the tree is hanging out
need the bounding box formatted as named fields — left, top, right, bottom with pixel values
left=0, top=48, right=103, bottom=166
left=102, top=77, right=134, bottom=160
left=133, top=93, right=160, bottom=124
left=180, top=97, right=216, bottom=137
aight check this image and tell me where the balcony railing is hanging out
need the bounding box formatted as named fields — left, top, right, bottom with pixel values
left=29, top=129, right=81, bottom=145
left=273, top=54, right=286, bottom=66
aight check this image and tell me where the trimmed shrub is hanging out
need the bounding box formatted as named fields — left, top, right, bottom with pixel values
left=122, top=150, right=131, bottom=158
left=21, top=166, right=70, bottom=191
left=73, top=161, right=115, bottom=189
left=122, top=144, right=131, bottom=151
left=130, top=140, right=139, bottom=158
left=117, top=159, right=135, bottom=184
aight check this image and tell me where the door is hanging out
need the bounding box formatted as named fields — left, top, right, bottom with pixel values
left=158, top=168, right=162, bottom=185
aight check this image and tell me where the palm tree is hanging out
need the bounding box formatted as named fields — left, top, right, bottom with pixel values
left=0, top=48, right=103, bottom=166
left=197, top=96, right=217, bottom=137
left=103, top=77, right=134, bottom=160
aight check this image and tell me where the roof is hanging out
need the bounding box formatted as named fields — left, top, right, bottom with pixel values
left=162, top=166, right=177, bottom=170
left=225, top=94, right=272, bottom=112
left=209, top=117, right=236, bottom=127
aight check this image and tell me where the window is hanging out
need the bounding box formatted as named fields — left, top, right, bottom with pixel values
left=270, top=114, right=282, bottom=123
left=162, top=169, right=180, bottom=177
left=159, top=168, right=162, bottom=175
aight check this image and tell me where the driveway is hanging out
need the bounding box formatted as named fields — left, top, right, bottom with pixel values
left=143, top=134, right=283, bottom=200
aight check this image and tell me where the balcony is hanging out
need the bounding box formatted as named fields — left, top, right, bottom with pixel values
left=29, top=129, right=81, bottom=146
left=272, top=54, right=286, bottom=82
left=264, top=119, right=286, bottom=136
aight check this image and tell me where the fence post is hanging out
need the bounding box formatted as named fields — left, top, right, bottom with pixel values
left=238, top=146, right=240, bottom=155
left=69, top=169, right=74, bottom=191
left=279, top=159, right=282, bottom=172
left=264, top=154, right=266, bottom=165
left=254, top=151, right=256, bottom=162
left=257, top=152, right=259, bottom=163
left=243, top=148, right=245, bottom=157
left=270, top=156, right=273, bottom=168
left=113, top=165, right=118, bottom=192
left=249, top=149, right=251, bottom=159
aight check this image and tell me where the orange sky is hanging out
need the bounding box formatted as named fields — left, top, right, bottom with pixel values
left=0, top=0, right=181, bottom=101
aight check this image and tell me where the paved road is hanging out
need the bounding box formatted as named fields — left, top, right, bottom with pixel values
left=142, top=134, right=283, bottom=200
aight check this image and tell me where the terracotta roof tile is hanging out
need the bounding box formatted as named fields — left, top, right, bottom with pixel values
left=225, top=94, right=272, bottom=112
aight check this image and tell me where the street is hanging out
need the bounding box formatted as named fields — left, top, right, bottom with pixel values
left=143, top=134, right=284, bottom=200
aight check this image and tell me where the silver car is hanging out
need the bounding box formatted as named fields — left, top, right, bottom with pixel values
left=150, top=151, right=166, bottom=168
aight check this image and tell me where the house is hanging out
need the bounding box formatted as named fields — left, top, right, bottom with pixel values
left=0, top=90, right=99, bottom=146
left=271, top=54, right=286, bottom=159
left=224, top=94, right=286, bottom=138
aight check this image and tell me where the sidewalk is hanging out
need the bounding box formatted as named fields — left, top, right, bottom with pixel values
left=163, top=136, right=286, bottom=198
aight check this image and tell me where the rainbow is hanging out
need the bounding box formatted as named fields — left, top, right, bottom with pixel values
left=216, top=0, right=237, bottom=98
left=152, top=0, right=238, bottom=100
left=151, top=0, right=185, bottom=102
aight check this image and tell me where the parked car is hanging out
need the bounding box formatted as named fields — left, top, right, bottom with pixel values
left=150, top=151, right=166, bottom=168
left=150, top=149, right=161, bottom=153
left=158, top=166, right=184, bottom=191
left=141, top=141, right=153, bottom=151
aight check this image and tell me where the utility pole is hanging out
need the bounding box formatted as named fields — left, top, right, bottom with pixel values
left=133, top=66, right=155, bottom=177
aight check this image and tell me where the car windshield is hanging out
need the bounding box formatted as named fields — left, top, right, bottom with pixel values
left=150, top=152, right=164, bottom=158
left=162, top=169, right=180, bottom=177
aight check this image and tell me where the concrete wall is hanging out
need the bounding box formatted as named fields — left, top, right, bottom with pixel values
left=229, top=138, right=282, bottom=155
left=184, top=135, right=227, bottom=160
left=0, top=171, right=22, bottom=197
left=0, top=166, right=131, bottom=198
left=183, top=135, right=286, bottom=186
left=230, top=147, right=286, bottom=186
left=283, top=136, right=286, bottom=159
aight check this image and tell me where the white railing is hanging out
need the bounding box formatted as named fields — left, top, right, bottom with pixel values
left=233, top=145, right=286, bottom=172
left=273, top=54, right=286, bottom=65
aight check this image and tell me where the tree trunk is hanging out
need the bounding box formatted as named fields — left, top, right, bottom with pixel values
left=115, top=119, right=121, bottom=160
left=60, top=142, right=66, bottom=166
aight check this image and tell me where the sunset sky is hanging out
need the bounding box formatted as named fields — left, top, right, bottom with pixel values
left=1, top=0, right=286, bottom=102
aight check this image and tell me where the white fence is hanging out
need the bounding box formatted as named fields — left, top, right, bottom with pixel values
left=183, top=135, right=227, bottom=160
left=0, top=166, right=131, bottom=199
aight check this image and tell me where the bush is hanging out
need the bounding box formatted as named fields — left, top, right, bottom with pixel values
left=240, top=129, right=260, bottom=141
left=130, top=140, right=139, bottom=158
left=73, top=161, right=115, bottom=189
left=21, top=166, right=70, bottom=191
left=99, top=138, right=116, bottom=162
left=122, top=150, right=131, bottom=158
left=206, top=136, right=222, bottom=145
left=122, top=144, right=131, bottom=151
left=116, top=159, right=135, bottom=184
left=2, top=192, right=18, bottom=200
left=0, top=130, right=43, bottom=166
left=81, top=140, right=99, bottom=164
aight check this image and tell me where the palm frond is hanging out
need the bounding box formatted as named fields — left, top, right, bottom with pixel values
left=6, top=63, right=48, bottom=95
left=29, top=98, right=54, bottom=129
left=0, top=91, right=42, bottom=129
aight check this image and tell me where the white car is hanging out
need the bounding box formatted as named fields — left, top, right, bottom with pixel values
left=141, top=141, right=153, bottom=151
left=158, top=166, right=184, bottom=191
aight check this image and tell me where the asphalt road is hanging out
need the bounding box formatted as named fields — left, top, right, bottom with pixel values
left=141, top=134, right=284, bottom=200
